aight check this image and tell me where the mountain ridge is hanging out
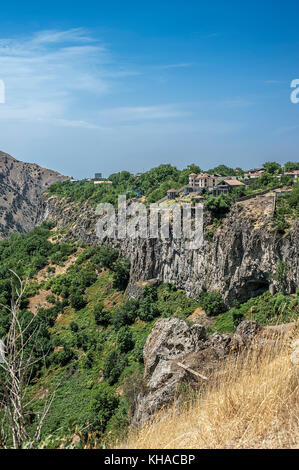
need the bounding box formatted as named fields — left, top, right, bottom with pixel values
left=0, top=150, right=68, bottom=237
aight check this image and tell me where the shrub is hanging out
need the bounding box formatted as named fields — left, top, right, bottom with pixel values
left=51, top=347, right=74, bottom=366
left=46, top=294, right=56, bottom=304
left=97, top=245, right=118, bottom=269
left=231, top=308, right=244, bottom=327
left=112, top=258, right=131, bottom=291
left=76, top=331, right=95, bottom=351
left=112, top=299, right=139, bottom=330
left=94, top=303, right=110, bottom=326
left=138, top=296, right=160, bottom=321
left=70, top=321, right=79, bottom=332
left=198, top=290, right=226, bottom=316
left=103, top=350, right=128, bottom=385
left=88, top=382, right=119, bottom=432
left=82, top=351, right=94, bottom=369
left=69, top=292, right=87, bottom=310
left=272, top=260, right=288, bottom=294
left=205, top=194, right=232, bottom=218
left=117, top=326, right=134, bottom=353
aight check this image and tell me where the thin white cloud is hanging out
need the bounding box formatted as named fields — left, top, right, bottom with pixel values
left=0, top=28, right=244, bottom=138
left=220, top=98, right=253, bottom=108
left=154, top=62, right=194, bottom=70
left=97, top=105, right=190, bottom=124
left=0, top=29, right=127, bottom=125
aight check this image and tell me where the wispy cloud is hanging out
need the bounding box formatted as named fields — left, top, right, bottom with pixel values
left=97, top=105, right=190, bottom=124
left=154, top=62, right=194, bottom=70
left=0, top=28, right=245, bottom=138
left=0, top=29, right=195, bottom=129
left=0, top=28, right=134, bottom=126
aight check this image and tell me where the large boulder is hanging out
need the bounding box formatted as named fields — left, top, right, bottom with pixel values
left=132, top=318, right=261, bottom=425
left=132, top=318, right=206, bottom=425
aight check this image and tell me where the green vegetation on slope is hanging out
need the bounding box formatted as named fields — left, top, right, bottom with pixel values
left=0, top=220, right=298, bottom=448
left=0, top=225, right=201, bottom=447
left=208, top=291, right=299, bottom=334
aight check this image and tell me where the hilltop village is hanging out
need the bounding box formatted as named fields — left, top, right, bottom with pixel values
left=68, top=166, right=299, bottom=204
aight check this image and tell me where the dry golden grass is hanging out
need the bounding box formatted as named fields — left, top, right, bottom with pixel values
left=118, top=331, right=299, bottom=449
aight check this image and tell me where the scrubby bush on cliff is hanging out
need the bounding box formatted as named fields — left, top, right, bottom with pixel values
left=94, top=303, right=110, bottom=326
left=103, top=350, right=128, bottom=385
left=69, top=292, right=87, bottom=310
left=88, top=383, right=120, bottom=432
left=112, top=299, right=139, bottom=330
left=272, top=260, right=288, bottom=294
left=112, top=258, right=131, bottom=290
left=205, top=194, right=232, bottom=218
left=96, top=244, right=118, bottom=269
left=198, top=290, right=226, bottom=316
left=50, top=347, right=74, bottom=366
left=117, top=326, right=135, bottom=353
left=138, top=296, right=160, bottom=321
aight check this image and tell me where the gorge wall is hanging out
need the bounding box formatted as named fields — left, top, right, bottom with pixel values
left=36, top=192, right=299, bottom=305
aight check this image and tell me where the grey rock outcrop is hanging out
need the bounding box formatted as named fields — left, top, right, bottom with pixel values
left=132, top=318, right=261, bottom=425
left=132, top=318, right=206, bottom=425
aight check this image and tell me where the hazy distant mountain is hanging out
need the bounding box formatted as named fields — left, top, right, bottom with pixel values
left=0, top=151, right=68, bottom=237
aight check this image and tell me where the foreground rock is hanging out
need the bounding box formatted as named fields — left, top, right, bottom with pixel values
left=132, top=318, right=261, bottom=425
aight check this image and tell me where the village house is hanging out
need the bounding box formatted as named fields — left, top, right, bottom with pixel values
left=185, top=173, right=218, bottom=194
left=283, top=170, right=299, bottom=180
left=167, top=188, right=178, bottom=200
left=244, top=167, right=265, bottom=179
left=213, top=179, right=246, bottom=196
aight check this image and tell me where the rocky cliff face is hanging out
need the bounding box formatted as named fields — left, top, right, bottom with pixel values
left=0, top=151, right=68, bottom=237
left=36, top=192, right=299, bottom=305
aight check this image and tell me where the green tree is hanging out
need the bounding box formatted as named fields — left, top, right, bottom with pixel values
left=117, top=326, right=134, bottom=353
left=103, top=350, right=128, bottom=385
left=112, top=299, right=139, bottom=330
left=198, top=291, right=226, bottom=316
left=97, top=245, right=118, bottom=269
left=263, top=161, right=281, bottom=175
left=208, top=165, right=236, bottom=176
left=205, top=194, right=232, bottom=218
left=88, top=383, right=119, bottom=432
left=69, top=292, right=86, bottom=310
left=284, top=161, right=299, bottom=172
left=273, top=260, right=287, bottom=294
left=94, top=303, right=110, bottom=326
left=112, top=258, right=131, bottom=290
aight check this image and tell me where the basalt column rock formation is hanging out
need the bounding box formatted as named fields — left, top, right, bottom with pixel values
left=36, top=192, right=299, bottom=305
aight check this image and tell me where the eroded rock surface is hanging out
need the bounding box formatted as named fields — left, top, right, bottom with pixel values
left=36, top=192, right=299, bottom=305
left=132, top=318, right=261, bottom=425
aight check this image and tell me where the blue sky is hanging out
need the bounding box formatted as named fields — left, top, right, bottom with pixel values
left=0, top=0, right=298, bottom=178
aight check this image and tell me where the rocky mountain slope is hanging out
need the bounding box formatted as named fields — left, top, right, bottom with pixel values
left=36, top=190, right=299, bottom=306
left=0, top=151, right=68, bottom=237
